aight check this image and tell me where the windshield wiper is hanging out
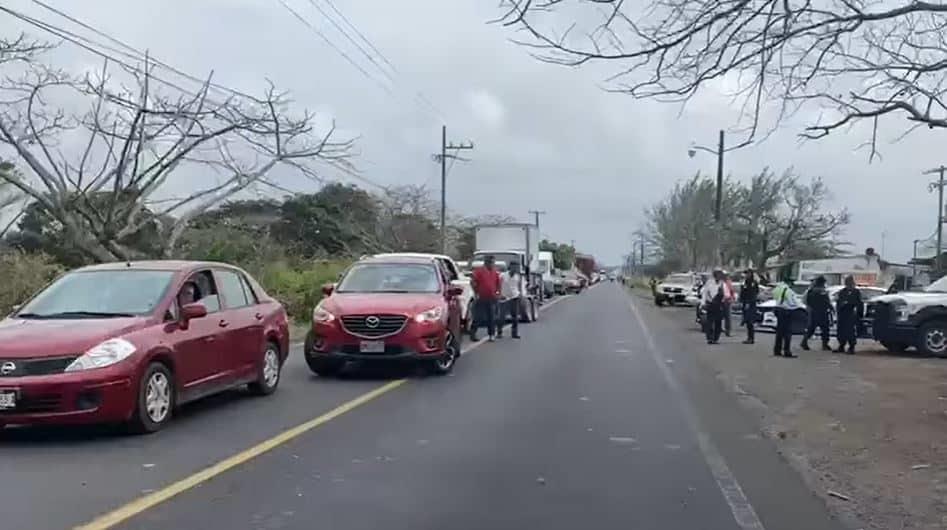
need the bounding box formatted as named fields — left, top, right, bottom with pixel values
left=19, top=310, right=136, bottom=319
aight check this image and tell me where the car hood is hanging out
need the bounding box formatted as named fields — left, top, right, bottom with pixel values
left=324, top=293, right=445, bottom=316
left=875, top=292, right=947, bottom=305
left=0, top=317, right=148, bottom=359
left=659, top=283, right=692, bottom=289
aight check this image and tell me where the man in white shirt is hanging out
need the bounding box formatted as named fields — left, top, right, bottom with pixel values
left=498, top=261, right=524, bottom=339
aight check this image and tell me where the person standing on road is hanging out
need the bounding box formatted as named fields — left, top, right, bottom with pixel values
left=497, top=261, right=524, bottom=339
left=701, top=269, right=725, bottom=345
left=470, top=255, right=501, bottom=342
left=740, top=269, right=760, bottom=345
left=722, top=273, right=735, bottom=337
left=835, top=275, right=864, bottom=354
left=801, top=276, right=832, bottom=351
left=771, top=278, right=800, bottom=358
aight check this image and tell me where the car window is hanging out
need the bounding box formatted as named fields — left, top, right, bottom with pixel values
left=188, top=270, right=221, bottom=313
left=239, top=273, right=259, bottom=304
left=17, top=269, right=175, bottom=318
left=217, top=269, right=251, bottom=309
left=337, top=263, right=441, bottom=293
left=439, top=258, right=459, bottom=281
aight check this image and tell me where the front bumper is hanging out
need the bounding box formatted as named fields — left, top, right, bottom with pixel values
left=308, top=321, right=451, bottom=363
left=0, top=365, right=136, bottom=426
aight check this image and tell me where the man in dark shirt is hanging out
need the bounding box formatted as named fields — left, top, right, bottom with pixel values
left=801, top=276, right=832, bottom=351
left=835, top=275, right=864, bottom=354
left=470, top=256, right=501, bottom=342
left=739, top=269, right=760, bottom=344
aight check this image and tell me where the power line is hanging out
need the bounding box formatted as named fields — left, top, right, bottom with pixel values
left=26, top=0, right=260, bottom=103
left=273, top=0, right=394, bottom=96
left=303, top=0, right=393, bottom=83
left=321, top=0, right=397, bottom=73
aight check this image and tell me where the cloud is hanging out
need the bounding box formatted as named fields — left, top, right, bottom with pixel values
left=466, top=89, right=505, bottom=129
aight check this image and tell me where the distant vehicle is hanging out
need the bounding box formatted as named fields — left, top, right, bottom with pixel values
left=305, top=255, right=464, bottom=376
left=655, top=273, right=697, bottom=306
left=0, top=261, right=289, bottom=433
left=373, top=253, right=474, bottom=334
left=472, top=223, right=541, bottom=322
left=538, top=251, right=556, bottom=298
left=869, top=276, right=947, bottom=355
left=756, top=284, right=886, bottom=336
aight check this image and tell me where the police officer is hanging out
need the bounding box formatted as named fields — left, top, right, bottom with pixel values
left=771, top=276, right=799, bottom=358
left=835, top=275, right=864, bottom=354
left=801, top=276, right=832, bottom=351
left=739, top=269, right=760, bottom=345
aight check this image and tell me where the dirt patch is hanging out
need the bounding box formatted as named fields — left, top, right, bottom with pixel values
left=635, top=288, right=947, bottom=530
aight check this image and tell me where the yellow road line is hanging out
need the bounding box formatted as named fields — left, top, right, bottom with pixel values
left=76, top=293, right=578, bottom=529
left=74, top=379, right=406, bottom=530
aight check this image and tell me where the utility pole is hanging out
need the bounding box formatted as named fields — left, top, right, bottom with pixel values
left=924, top=165, right=947, bottom=270
left=434, top=125, right=474, bottom=254
left=529, top=210, right=547, bottom=230
left=715, top=129, right=724, bottom=223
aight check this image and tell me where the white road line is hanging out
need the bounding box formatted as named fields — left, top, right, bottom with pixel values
left=626, top=296, right=766, bottom=530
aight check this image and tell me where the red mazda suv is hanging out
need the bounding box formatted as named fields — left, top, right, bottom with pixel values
left=304, top=255, right=464, bottom=376
left=0, top=261, right=289, bottom=433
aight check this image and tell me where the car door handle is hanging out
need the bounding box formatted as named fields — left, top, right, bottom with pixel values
left=254, top=313, right=263, bottom=321
left=218, top=319, right=229, bottom=328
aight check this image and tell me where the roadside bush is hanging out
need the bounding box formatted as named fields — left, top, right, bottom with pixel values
left=255, top=259, right=350, bottom=322
left=0, top=251, right=64, bottom=315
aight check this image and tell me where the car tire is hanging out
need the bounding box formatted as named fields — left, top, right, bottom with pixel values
left=428, top=332, right=459, bottom=375
left=881, top=341, right=908, bottom=353
left=464, top=300, right=475, bottom=334
left=918, top=321, right=947, bottom=357
left=248, top=341, right=282, bottom=396
left=129, top=362, right=174, bottom=434
left=531, top=300, right=539, bottom=322
left=655, top=298, right=664, bottom=307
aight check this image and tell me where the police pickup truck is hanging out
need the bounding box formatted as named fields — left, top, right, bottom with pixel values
left=868, top=276, right=947, bottom=356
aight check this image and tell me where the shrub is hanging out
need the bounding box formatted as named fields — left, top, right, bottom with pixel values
left=255, top=259, right=350, bottom=322
left=0, top=251, right=64, bottom=315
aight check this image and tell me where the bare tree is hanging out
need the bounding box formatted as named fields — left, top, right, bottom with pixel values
left=0, top=34, right=353, bottom=262
left=0, top=161, right=26, bottom=239
left=499, top=1, right=947, bottom=155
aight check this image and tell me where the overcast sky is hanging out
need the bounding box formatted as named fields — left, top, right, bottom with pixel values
left=2, top=0, right=945, bottom=265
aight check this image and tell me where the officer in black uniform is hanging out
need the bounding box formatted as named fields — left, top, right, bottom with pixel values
left=739, top=269, right=760, bottom=345
left=835, top=275, right=864, bottom=354
left=801, top=276, right=832, bottom=351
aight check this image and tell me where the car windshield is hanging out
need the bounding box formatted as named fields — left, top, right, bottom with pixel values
left=665, top=274, right=692, bottom=284
left=336, top=263, right=440, bottom=293
left=17, top=270, right=175, bottom=318
left=925, top=276, right=947, bottom=293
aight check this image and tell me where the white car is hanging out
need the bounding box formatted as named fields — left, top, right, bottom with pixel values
left=372, top=253, right=475, bottom=331
left=756, top=285, right=887, bottom=334
left=655, top=273, right=698, bottom=306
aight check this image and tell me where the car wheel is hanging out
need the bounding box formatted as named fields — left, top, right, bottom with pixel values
left=531, top=300, right=539, bottom=322
left=655, top=298, right=664, bottom=306
left=428, top=332, right=459, bottom=375
left=248, top=341, right=282, bottom=396
left=464, top=300, right=475, bottom=333
left=918, top=321, right=947, bottom=357
left=881, top=341, right=908, bottom=353
left=130, top=362, right=174, bottom=434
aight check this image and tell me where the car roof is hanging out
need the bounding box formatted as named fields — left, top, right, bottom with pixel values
left=373, top=252, right=452, bottom=261
left=74, top=260, right=239, bottom=272
left=357, top=255, right=437, bottom=265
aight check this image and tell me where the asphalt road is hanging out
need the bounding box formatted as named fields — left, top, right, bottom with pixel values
left=2, top=284, right=846, bottom=530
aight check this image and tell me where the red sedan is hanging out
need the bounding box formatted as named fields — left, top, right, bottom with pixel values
left=304, top=255, right=464, bottom=376
left=0, top=261, right=289, bottom=433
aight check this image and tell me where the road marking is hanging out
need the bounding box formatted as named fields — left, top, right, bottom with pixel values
left=74, top=380, right=406, bottom=530
left=77, top=292, right=578, bottom=529
left=626, top=297, right=766, bottom=530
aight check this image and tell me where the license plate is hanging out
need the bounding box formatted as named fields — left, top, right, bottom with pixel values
left=359, top=340, right=385, bottom=353
left=0, top=390, right=17, bottom=410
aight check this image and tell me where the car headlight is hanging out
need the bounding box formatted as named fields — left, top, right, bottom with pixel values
left=65, top=338, right=137, bottom=372
left=414, top=306, right=444, bottom=323
left=313, top=303, right=335, bottom=323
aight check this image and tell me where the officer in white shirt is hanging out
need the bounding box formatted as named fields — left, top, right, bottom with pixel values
left=498, top=261, right=524, bottom=339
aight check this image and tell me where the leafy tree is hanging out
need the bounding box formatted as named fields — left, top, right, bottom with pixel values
left=274, top=183, right=381, bottom=257
left=539, top=239, right=576, bottom=271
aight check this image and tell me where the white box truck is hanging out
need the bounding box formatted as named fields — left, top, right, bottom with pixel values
left=472, top=223, right=541, bottom=322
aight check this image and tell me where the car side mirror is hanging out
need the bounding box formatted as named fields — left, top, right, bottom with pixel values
left=322, top=283, right=335, bottom=296
left=447, top=286, right=464, bottom=297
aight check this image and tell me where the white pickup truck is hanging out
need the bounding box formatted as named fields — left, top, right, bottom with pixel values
left=372, top=253, right=475, bottom=332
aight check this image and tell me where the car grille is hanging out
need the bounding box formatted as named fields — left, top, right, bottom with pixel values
left=664, top=287, right=683, bottom=293
left=0, top=393, right=63, bottom=414
left=340, top=315, right=408, bottom=338
left=0, top=356, right=79, bottom=378
left=339, top=344, right=406, bottom=356
left=871, top=302, right=892, bottom=338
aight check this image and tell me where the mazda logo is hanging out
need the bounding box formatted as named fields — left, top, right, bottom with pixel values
left=0, top=362, right=15, bottom=376
left=365, top=316, right=380, bottom=328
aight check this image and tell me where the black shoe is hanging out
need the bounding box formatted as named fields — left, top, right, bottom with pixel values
left=834, top=347, right=845, bottom=353
left=512, top=335, right=521, bottom=339
left=847, top=349, right=855, bottom=355
left=773, top=351, right=782, bottom=356
left=784, top=353, right=797, bottom=358
left=470, top=334, right=479, bottom=342
left=742, top=339, right=754, bottom=345
left=800, top=342, right=810, bottom=351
